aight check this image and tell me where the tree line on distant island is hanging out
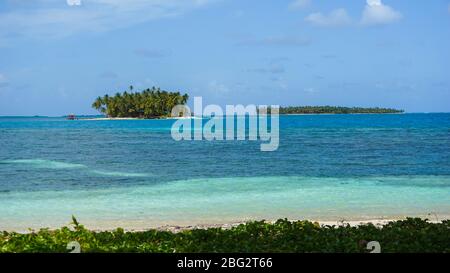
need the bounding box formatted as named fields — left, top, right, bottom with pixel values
left=276, top=106, right=404, bottom=114
left=92, top=86, right=189, bottom=118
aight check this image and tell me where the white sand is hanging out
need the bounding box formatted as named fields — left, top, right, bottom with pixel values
left=5, top=216, right=447, bottom=233
left=78, top=216, right=447, bottom=233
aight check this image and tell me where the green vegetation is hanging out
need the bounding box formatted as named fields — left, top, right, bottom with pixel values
left=91, top=86, right=401, bottom=118
left=277, top=106, right=404, bottom=114
left=1, top=218, right=448, bottom=253
left=92, top=86, right=189, bottom=118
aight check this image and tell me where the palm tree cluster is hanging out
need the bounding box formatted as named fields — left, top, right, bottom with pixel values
left=92, top=86, right=189, bottom=118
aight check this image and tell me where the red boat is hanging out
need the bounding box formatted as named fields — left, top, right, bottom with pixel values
left=66, top=114, right=76, bottom=120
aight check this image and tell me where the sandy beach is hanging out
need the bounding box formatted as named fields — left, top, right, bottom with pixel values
left=109, top=216, right=449, bottom=233
left=5, top=215, right=447, bottom=234
left=163, top=219, right=450, bottom=233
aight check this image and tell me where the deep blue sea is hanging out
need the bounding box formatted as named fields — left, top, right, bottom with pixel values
left=0, top=114, right=449, bottom=230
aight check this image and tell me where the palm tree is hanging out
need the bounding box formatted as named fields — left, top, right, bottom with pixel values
left=92, top=96, right=103, bottom=112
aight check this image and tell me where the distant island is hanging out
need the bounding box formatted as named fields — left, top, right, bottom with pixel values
left=277, top=106, right=404, bottom=115
left=91, top=86, right=403, bottom=118
left=92, top=86, right=189, bottom=119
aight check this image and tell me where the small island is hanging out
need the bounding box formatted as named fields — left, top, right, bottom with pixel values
left=277, top=106, right=404, bottom=115
left=92, top=86, right=189, bottom=119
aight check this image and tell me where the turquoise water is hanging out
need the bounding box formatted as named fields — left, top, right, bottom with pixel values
left=0, top=114, right=449, bottom=230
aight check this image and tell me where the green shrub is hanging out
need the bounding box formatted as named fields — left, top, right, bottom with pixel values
left=0, top=218, right=448, bottom=253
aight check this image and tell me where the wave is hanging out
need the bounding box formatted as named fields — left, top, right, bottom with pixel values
left=90, top=170, right=151, bottom=178
left=0, top=159, right=152, bottom=178
left=0, top=159, right=86, bottom=169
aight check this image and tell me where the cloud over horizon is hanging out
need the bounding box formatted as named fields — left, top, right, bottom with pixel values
left=0, top=0, right=215, bottom=44
left=304, top=0, right=402, bottom=28
left=305, top=8, right=352, bottom=27
left=289, top=0, right=311, bottom=10
left=67, top=0, right=82, bottom=6
left=361, top=0, right=402, bottom=26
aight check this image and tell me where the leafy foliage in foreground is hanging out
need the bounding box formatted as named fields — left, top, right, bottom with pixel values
left=0, top=218, right=448, bottom=253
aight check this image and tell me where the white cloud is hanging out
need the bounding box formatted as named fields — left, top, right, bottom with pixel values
left=289, top=0, right=311, bottom=10
left=361, top=0, right=402, bottom=26
left=305, top=8, right=352, bottom=27
left=0, top=0, right=216, bottom=43
left=67, top=0, right=82, bottom=6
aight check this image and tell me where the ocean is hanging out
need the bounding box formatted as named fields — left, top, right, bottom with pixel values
left=0, top=114, right=449, bottom=231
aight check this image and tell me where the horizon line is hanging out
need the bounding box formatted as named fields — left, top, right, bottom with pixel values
left=2, top=112, right=450, bottom=118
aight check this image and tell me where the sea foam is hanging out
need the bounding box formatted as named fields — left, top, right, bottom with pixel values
left=0, top=159, right=151, bottom=177
left=0, top=159, right=86, bottom=169
left=90, top=170, right=151, bottom=177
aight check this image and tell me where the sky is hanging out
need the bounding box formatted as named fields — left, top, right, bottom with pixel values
left=0, top=0, right=449, bottom=116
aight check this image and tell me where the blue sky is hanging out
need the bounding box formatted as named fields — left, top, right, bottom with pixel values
left=0, top=0, right=449, bottom=115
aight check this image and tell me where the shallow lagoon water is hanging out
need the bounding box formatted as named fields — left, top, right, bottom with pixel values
left=0, top=114, right=449, bottom=230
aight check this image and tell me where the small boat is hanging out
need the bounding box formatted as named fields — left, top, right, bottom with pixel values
left=66, top=114, right=77, bottom=120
